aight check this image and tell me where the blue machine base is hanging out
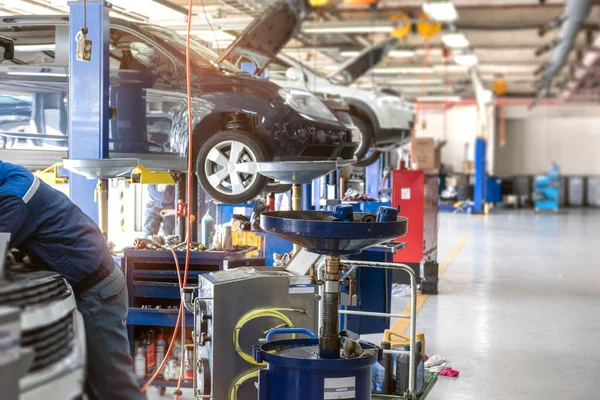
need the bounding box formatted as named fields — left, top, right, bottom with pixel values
left=255, top=339, right=380, bottom=400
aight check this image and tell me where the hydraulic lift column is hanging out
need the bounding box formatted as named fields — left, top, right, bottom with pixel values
left=67, top=0, right=110, bottom=223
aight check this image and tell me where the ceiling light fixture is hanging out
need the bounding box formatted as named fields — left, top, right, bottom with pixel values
left=5, top=0, right=61, bottom=14
left=432, top=64, right=469, bottom=73
left=422, top=1, right=458, bottom=22
left=417, top=96, right=462, bottom=102
left=371, top=66, right=435, bottom=74
left=303, top=26, right=393, bottom=34
left=454, top=53, right=478, bottom=66
left=442, top=33, right=469, bottom=48
left=15, top=44, right=56, bottom=52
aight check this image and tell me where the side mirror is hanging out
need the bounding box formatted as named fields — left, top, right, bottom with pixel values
left=285, top=67, right=303, bottom=82
left=0, top=35, right=14, bottom=62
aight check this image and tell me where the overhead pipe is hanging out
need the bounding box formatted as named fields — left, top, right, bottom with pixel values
left=532, top=0, right=592, bottom=108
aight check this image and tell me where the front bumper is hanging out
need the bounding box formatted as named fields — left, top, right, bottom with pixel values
left=19, top=292, right=86, bottom=400
left=267, top=108, right=357, bottom=161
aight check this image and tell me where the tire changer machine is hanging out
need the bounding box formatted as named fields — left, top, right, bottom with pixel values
left=181, top=205, right=423, bottom=399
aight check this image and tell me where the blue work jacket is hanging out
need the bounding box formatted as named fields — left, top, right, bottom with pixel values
left=0, top=161, right=114, bottom=285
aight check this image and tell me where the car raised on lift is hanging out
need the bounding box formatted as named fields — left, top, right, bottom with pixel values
left=0, top=2, right=355, bottom=203
left=267, top=40, right=415, bottom=166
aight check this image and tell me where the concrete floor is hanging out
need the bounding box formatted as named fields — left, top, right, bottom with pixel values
left=424, top=209, right=600, bottom=400
left=148, top=209, right=600, bottom=399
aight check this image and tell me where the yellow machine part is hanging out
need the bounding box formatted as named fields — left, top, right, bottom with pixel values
left=35, top=163, right=68, bottom=185
left=126, top=165, right=175, bottom=184
left=309, top=0, right=329, bottom=6
left=417, top=13, right=441, bottom=39
left=383, top=329, right=426, bottom=355
left=232, top=231, right=261, bottom=257
left=390, top=13, right=411, bottom=39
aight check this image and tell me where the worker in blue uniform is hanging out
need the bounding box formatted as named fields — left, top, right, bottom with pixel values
left=144, top=184, right=175, bottom=237
left=0, top=161, right=143, bottom=400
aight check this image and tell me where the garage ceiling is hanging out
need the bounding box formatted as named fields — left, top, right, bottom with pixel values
left=1, top=0, right=599, bottom=102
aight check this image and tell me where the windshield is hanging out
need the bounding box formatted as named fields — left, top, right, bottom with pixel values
left=139, top=25, right=240, bottom=73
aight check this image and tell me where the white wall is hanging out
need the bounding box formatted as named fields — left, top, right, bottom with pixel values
left=494, top=105, right=600, bottom=177
left=413, top=104, right=495, bottom=173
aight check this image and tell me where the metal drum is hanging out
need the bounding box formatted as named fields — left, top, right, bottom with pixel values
left=255, top=336, right=381, bottom=400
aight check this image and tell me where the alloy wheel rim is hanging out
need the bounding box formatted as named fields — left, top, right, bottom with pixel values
left=204, top=140, right=258, bottom=195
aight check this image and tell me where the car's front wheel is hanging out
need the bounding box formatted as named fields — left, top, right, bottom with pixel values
left=197, top=130, right=269, bottom=204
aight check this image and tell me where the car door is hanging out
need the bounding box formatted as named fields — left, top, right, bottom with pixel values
left=108, top=25, right=184, bottom=155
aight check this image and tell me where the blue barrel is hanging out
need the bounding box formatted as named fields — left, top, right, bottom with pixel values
left=254, top=338, right=381, bottom=400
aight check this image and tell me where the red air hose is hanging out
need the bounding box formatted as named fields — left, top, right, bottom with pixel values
left=141, top=1, right=195, bottom=397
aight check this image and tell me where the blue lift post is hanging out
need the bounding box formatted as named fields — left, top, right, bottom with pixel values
left=473, top=136, right=487, bottom=213
left=68, top=0, right=110, bottom=223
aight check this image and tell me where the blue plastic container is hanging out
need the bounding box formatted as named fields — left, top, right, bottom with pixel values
left=254, top=338, right=381, bottom=400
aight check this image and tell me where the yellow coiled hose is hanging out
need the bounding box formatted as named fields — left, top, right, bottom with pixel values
left=232, top=307, right=306, bottom=366
left=229, top=307, right=306, bottom=400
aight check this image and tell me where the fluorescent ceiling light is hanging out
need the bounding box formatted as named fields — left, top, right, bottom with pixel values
left=374, top=78, right=445, bottom=85
left=432, top=64, right=469, bottom=73
left=5, top=0, right=62, bottom=14
left=341, top=49, right=415, bottom=58
left=454, top=53, right=478, bottom=66
left=478, top=64, right=536, bottom=73
left=108, top=0, right=185, bottom=22
left=304, top=26, right=393, bottom=34
left=7, top=71, right=66, bottom=77
left=371, top=67, right=434, bottom=74
left=417, top=96, right=462, bottom=102
left=442, top=33, right=469, bottom=49
left=401, top=86, right=454, bottom=93
left=15, top=44, right=56, bottom=52
left=423, top=2, right=458, bottom=22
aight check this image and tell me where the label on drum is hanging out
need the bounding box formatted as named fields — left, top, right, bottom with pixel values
left=401, top=188, right=411, bottom=200
left=324, top=376, right=356, bottom=399
left=289, top=276, right=314, bottom=294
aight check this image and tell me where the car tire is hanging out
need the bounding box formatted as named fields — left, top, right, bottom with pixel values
left=349, top=114, right=372, bottom=161
left=196, top=130, right=269, bottom=204
left=355, top=150, right=381, bottom=167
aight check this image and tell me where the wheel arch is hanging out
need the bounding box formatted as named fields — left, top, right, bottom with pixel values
left=345, top=98, right=380, bottom=136
left=191, top=111, right=273, bottom=158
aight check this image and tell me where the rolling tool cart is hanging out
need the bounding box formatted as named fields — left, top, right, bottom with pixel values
left=122, top=248, right=264, bottom=392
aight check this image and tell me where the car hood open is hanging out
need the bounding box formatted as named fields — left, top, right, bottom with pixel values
left=326, top=37, right=398, bottom=84
left=217, top=0, right=309, bottom=72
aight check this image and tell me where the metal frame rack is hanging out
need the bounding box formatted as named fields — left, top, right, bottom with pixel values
left=122, top=249, right=264, bottom=390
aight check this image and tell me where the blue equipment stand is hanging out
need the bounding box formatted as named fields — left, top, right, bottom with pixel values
left=473, top=137, right=486, bottom=214
left=534, top=163, right=560, bottom=212
left=68, top=0, right=110, bottom=222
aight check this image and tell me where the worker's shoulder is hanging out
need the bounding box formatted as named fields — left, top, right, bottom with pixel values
left=0, top=163, right=35, bottom=199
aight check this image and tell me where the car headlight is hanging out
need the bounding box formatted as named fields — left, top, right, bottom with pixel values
left=278, top=88, right=339, bottom=122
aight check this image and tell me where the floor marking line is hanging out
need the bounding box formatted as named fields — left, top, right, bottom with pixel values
left=389, top=234, right=468, bottom=335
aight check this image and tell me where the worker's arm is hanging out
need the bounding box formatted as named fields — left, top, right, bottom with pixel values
left=0, top=195, right=31, bottom=248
